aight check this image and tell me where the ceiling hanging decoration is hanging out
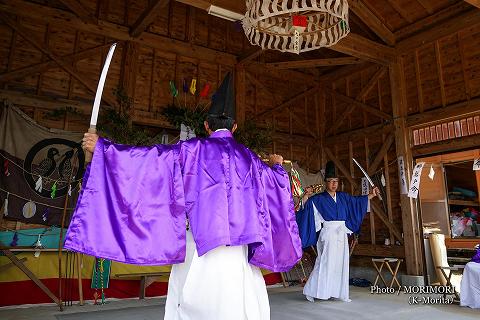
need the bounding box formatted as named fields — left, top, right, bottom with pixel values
left=243, top=0, right=350, bottom=54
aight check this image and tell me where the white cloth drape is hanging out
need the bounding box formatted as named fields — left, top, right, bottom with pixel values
left=164, top=230, right=270, bottom=320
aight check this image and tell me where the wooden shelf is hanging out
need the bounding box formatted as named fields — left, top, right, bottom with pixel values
left=448, top=199, right=480, bottom=206
left=445, top=237, right=480, bottom=249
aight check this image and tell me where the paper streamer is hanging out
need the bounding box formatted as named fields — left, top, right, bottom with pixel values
left=398, top=156, right=408, bottom=195
left=361, top=177, right=370, bottom=196
left=408, top=162, right=425, bottom=199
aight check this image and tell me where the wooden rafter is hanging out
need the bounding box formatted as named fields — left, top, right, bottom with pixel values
left=386, top=0, right=414, bottom=23
left=325, top=123, right=394, bottom=146
left=406, top=97, right=480, bottom=127
left=318, top=62, right=373, bottom=83
left=331, top=33, right=396, bottom=65
left=175, top=0, right=245, bottom=14
left=0, top=12, right=118, bottom=107
left=368, top=132, right=395, bottom=175
left=130, top=0, right=170, bottom=38
left=415, top=0, right=434, bottom=14
left=246, top=72, right=277, bottom=104
left=0, top=0, right=237, bottom=66
left=0, top=42, right=116, bottom=82
left=465, top=0, right=480, bottom=9
left=395, top=2, right=471, bottom=41
left=326, top=67, right=387, bottom=136
left=348, top=0, right=395, bottom=45
left=254, top=86, right=319, bottom=119
left=327, top=88, right=392, bottom=121
left=397, top=8, right=480, bottom=53
left=237, top=49, right=264, bottom=66
left=266, top=57, right=362, bottom=70
left=323, top=147, right=404, bottom=243
left=289, top=110, right=318, bottom=139
left=57, top=0, right=97, bottom=24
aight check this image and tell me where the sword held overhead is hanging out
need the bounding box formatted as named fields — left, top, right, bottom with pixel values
left=352, top=157, right=383, bottom=201
left=85, top=43, right=118, bottom=162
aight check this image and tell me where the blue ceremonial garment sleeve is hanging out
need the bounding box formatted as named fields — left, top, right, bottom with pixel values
left=295, top=198, right=318, bottom=248
left=345, top=194, right=369, bottom=234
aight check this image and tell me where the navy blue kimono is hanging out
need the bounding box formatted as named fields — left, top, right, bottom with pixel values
left=296, top=191, right=369, bottom=248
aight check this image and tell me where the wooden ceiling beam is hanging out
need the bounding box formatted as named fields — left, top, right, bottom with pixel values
left=175, top=0, right=245, bottom=14
left=318, top=62, right=373, bottom=83
left=325, top=123, right=394, bottom=146
left=395, top=2, right=471, bottom=41
left=397, top=8, right=480, bottom=53
left=326, top=88, right=392, bottom=120
left=0, top=0, right=237, bottom=66
left=406, top=97, right=480, bottom=127
left=266, top=57, right=362, bottom=70
left=415, top=0, right=434, bottom=14
left=247, top=62, right=316, bottom=83
left=368, top=132, right=395, bottom=175
left=326, top=67, right=387, bottom=136
left=348, top=0, right=396, bottom=45
left=254, top=86, right=319, bottom=119
left=465, top=0, right=480, bottom=9
left=0, top=12, right=118, bottom=107
left=237, top=49, right=264, bottom=66
left=0, top=42, right=117, bottom=82
left=57, top=0, right=97, bottom=24
left=330, top=33, right=396, bottom=65
left=130, top=0, right=170, bottom=38
left=386, top=0, right=414, bottom=23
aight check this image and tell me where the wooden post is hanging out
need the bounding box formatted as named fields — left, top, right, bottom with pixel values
left=77, top=253, right=84, bottom=306
left=235, top=66, right=246, bottom=126
left=389, top=60, right=424, bottom=276
left=120, top=41, right=139, bottom=109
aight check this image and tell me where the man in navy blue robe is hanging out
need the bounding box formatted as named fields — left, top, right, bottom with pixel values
left=296, top=161, right=379, bottom=302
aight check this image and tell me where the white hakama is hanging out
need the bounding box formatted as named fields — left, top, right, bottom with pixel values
left=303, top=220, right=352, bottom=302
left=164, top=230, right=270, bottom=320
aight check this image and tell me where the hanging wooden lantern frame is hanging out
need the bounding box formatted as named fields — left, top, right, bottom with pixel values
left=243, top=0, right=350, bottom=54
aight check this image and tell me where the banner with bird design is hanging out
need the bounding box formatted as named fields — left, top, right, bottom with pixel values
left=0, top=105, right=85, bottom=226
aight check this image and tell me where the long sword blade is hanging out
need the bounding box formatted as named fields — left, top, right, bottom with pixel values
left=90, top=43, right=117, bottom=128
left=352, top=157, right=375, bottom=187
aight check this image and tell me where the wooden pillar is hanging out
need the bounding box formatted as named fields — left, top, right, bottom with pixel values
left=235, top=66, right=246, bottom=126
left=389, top=60, right=424, bottom=276
left=120, top=41, right=139, bottom=112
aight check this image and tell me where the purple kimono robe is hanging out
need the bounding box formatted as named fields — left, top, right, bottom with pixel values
left=64, top=130, right=302, bottom=272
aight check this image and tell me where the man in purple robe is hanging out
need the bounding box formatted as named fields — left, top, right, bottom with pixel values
left=64, top=73, right=302, bottom=319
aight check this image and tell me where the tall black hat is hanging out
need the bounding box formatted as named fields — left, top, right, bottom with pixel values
left=325, top=161, right=337, bottom=179
left=209, top=72, right=236, bottom=119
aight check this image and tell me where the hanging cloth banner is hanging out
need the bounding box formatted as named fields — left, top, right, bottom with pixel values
left=408, top=162, right=425, bottom=199
left=361, top=177, right=370, bottom=196
left=473, top=158, right=480, bottom=171
left=91, top=258, right=111, bottom=289
left=0, top=105, right=84, bottom=225
left=397, top=156, right=408, bottom=195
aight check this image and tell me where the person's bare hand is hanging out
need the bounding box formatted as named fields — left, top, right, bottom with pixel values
left=302, top=186, right=314, bottom=202
left=368, top=187, right=380, bottom=199
left=269, top=154, right=283, bottom=166
left=82, top=132, right=99, bottom=153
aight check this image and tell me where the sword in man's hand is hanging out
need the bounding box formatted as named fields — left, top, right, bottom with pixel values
left=352, top=157, right=383, bottom=201
left=85, top=43, right=117, bottom=163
